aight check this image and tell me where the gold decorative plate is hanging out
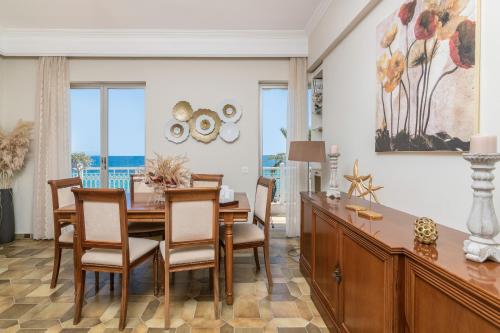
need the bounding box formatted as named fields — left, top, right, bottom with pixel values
left=172, top=101, right=194, bottom=121
left=189, top=109, right=221, bottom=143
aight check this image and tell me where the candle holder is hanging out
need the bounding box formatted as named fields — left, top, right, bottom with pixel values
left=463, top=153, right=500, bottom=263
left=327, top=153, right=341, bottom=199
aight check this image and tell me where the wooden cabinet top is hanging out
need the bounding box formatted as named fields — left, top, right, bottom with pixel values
left=301, top=192, right=500, bottom=303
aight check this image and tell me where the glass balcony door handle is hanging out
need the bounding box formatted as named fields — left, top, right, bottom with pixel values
left=101, top=157, right=107, bottom=171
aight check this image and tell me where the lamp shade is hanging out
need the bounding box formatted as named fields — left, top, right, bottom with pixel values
left=288, top=141, right=326, bottom=162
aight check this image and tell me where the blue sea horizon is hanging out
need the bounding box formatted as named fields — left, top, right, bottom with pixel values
left=87, top=155, right=282, bottom=168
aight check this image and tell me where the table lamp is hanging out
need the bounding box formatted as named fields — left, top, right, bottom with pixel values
left=288, top=141, right=326, bottom=192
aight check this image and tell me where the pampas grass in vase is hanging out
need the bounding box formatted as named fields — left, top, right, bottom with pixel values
left=144, top=153, right=191, bottom=196
left=0, top=120, right=33, bottom=189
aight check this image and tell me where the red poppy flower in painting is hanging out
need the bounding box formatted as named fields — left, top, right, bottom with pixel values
left=414, top=10, right=438, bottom=40
left=450, top=19, right=475, bottom=69
left=399, top=0, right=417, bottom=25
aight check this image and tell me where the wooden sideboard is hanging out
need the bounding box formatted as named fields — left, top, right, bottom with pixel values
left=300, top=192, right=500, bottom=333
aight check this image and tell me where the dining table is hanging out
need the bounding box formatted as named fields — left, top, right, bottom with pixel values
left=55, top=191, right=251, bottom=305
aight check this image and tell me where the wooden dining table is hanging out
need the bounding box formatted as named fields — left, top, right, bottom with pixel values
left=55, top=191, right=251, bottom=305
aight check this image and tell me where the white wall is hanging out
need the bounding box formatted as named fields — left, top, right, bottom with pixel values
left=2, top=57, right=288, bottom=234
left=315, top=0, right=500, bottom=232
left=1, top=58, right=38, bottom=235
left=308, top=0, right=381, bottom=69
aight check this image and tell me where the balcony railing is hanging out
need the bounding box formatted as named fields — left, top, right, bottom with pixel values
left=262, top=163, right=285, bottom=203
left=72, top=166, right=144, bottom=191
left=74, top=164, right=287, bottom=204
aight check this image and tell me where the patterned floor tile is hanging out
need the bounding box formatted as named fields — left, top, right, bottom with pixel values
left=0, top=227, right=324, bottom=331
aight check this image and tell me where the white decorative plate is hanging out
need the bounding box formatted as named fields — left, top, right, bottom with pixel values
left=220, top=122, right=240, bottom=143
left=217, top=100, right=242, bottom=123
left=165, top=119, right=189, bottom=143
left=195, top=114, right=216, bottom=135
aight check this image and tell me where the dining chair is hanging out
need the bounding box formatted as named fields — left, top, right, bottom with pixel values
left=160, top=187, right=220, bottom=328
left=128, top=174, right=165, bottom=237
left=47, top=177, right=86, bottom=289
left=190, top=173, right=223, bottom=188
left=220, top=177, right=275, bottom=290
left=72, top=188, right=159, bottom=331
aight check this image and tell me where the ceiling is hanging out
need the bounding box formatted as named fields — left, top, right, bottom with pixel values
left=0, top=0, right=323, bottom=30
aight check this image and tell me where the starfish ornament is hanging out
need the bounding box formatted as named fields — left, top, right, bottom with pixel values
left=360, top=176, right=384, bottom=204
left=344, top=160, right=371, bottom=198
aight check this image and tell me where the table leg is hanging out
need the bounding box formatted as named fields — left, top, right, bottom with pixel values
left=224, top=213, right=234, bottom=305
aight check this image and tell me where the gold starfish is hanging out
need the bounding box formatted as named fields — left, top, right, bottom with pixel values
left=344, top=160, right=371, bottom=198
left=360, top=176, right=384, bottom=203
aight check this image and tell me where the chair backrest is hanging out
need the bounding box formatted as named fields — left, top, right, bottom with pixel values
left=47, top=177, right=83, bottom=238
left=164, top=187, right=220, bottom=254
left=130, top=174, right=154, bottom=203
left=72, top=188, right=129, bottom=265
left=190, top=173, right=223, bottom=188
left=253, top=177, right=275, bottom=230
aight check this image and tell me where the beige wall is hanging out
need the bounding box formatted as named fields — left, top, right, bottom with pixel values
left=2, top=57, right=288, bottom=234
left=314, top=0, right=500, bottom=232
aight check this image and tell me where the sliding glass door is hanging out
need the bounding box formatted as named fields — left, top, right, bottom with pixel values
left=70, top=84, right=145, bottom=191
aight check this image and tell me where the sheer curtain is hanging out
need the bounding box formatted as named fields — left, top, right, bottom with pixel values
left=285, top=58, right=309, bottom=237
left=33, top=57, right=71, bottom=239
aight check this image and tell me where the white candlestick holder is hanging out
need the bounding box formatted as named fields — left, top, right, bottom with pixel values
left=463, top=153, right=500, bottom=263
left=327, top=153, right=341, bottom=199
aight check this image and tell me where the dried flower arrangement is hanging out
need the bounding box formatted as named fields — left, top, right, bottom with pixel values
left=0, top=120, right=34, bottom=189
left=144, top=153, right=191, bottom=190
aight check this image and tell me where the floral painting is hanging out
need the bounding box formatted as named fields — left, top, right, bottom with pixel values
left=376, top=0, right=478, bottom=152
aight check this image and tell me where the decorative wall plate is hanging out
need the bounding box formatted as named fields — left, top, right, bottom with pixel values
left=220, top=122, right=240, bottom=143
left=189, top=109, right=221, bottom=143
left=172, top=101, right=194, bottom=121
left=217, top=100, right=242, bottom=123
left=165, top=119, right=189, bottom=143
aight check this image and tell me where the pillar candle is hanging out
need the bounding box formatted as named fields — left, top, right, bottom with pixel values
left=330, top=145, right=339, bottom=154
left=470, top=135, right=497, bottom=154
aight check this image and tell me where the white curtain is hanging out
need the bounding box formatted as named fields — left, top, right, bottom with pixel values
left=33, top=57, right=71, bottom=239
left=285, top=58, right=309, bottom=237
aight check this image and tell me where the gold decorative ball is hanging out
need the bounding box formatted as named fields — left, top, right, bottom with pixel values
left=414, top=217, right=438, bottom=245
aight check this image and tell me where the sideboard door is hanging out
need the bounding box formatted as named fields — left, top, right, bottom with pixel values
left=300, top=199, right=313, bottom=277
left=312, top=210, right=340, bottom=322
left=405, top=259, right=499, bottom=333
left=339, top=229, right=395, bottom=333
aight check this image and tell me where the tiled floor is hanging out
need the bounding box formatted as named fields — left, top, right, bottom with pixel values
left=0, top=227, right=326, bottom=332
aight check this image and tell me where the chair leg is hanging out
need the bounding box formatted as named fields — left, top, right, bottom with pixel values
left=209, top=268, right=214, bottom=291
left=263, top=244, right=273, bottom=291
left=74, top=269, right=86, bottom=325
left=119, top=271, right=129, bottom=331
left=153, top=250, right=158, bottom=297
left=109, top=273, right=114, bottom=291
left=164, top=263, right=170, bottom=328
left=253, top=247, right=260, bottom=271
left=213, top=265, right=220, bottom=319
left=94, top=272, right=100, bottom=294
left=50, top=245, right=62, bottom=289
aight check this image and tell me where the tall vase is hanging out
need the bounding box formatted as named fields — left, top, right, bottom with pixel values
left=0, top=189, right=15, bottom=244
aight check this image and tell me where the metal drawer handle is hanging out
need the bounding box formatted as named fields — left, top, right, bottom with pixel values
left=333, top=266, right=342, bottom=284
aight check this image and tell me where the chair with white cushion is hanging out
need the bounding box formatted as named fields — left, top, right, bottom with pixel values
left=220, top=177, right=275, bottom=290
left=48, top=177, right=84, bottom=289
left=128, top=174, right=165, bottom=237
left=160, top=187, right=220, bottom=328
left=72, top=188, right=159, bottom=331
left=190, top=173, right=223, bottom=188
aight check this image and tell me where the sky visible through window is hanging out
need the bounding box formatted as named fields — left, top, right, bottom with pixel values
left=70, top=88, right=145, bottom=157
left=262, top=88, right=288, bottom=156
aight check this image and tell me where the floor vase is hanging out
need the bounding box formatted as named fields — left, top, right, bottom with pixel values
left=0, top=189, right=15, bottom=244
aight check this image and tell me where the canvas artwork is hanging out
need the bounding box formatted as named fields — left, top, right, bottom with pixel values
left=375, top=0, right=478, bottom=152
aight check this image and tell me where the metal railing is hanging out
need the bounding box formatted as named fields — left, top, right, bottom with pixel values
left=72, top=166, right=144, bottom=191
left=262, top=163, right=286, bottom=203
